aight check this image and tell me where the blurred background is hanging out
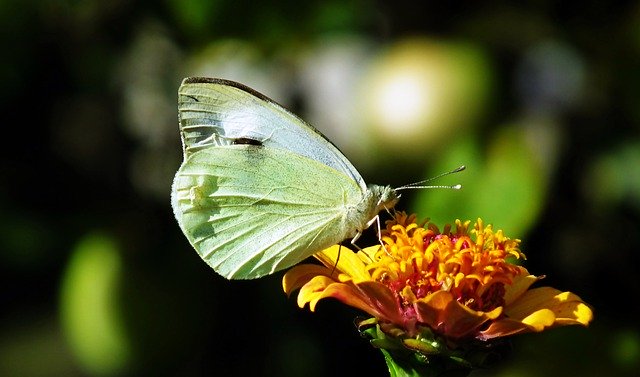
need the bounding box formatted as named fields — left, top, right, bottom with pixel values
left=1, top=1, right=639, bottom=376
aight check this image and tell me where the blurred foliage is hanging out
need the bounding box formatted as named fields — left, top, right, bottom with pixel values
left=1, top=0, right=639, bottom=376
left=414, top=123, right=548, bottom=237
left=60, top=233, right=130, bottom=376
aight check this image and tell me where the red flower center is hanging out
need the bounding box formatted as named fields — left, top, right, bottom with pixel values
left=370, top=216, right=524, bottom=316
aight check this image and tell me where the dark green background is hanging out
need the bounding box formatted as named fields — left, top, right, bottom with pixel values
left=1, top=1, right=638, bottom=376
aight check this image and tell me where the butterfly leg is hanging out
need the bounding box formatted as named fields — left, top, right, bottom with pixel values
left=372, top=215, right=391, bottom=256
left=355, top=215, right=391, bottom=257
left=349, top=231, right=363, bottom=251
left=330, top=244, right=342, bottom=277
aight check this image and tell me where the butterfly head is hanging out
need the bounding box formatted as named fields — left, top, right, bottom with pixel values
left=371, top=185, right=401, bottom=212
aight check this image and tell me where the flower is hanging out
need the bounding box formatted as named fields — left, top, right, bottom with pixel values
left=283, top=213, right=593, bottom=344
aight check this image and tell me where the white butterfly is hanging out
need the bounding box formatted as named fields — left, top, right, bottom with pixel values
left=171, top=77, right=459, bottom=279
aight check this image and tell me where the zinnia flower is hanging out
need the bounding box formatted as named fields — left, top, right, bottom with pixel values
left=283, top=213, right=593, bottom=374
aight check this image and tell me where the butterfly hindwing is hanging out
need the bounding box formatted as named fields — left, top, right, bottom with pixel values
left=172, top=144, right=365, bottom=279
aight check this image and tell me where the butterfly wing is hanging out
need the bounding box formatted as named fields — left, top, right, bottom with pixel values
left=177, top=77, right=366, bottom=190
left=171, top=144, right=365, bottom=279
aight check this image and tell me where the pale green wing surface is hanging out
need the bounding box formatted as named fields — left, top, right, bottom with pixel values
left=178, top=77, right=366, bottom=190
left=171, top=144, right=365, bottom=279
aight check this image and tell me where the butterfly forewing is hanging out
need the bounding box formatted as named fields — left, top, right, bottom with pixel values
left=172, top=145, right=365, bottom=279
left=178, top=77, right=366, bottom=190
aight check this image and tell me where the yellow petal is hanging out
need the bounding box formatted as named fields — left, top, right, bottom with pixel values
left=297, top=275, right=336, bottom=308
left=505, top=287, right=593, bottom=326
left=479, top=288, right=593, bottom=340
left=520, top=308, right=556, bottom=330
left=502, top=267, right=539, bottom=305
left=357, top=246, right=381, bottom=263
left=555, top=301, right=594, bottom=326
left=313, top=245, right=372, bottom=281
left=402, top=286, right=418, bottom=303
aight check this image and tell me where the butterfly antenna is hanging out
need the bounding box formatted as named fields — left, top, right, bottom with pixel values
left=395, top=165, right=465, bottom=191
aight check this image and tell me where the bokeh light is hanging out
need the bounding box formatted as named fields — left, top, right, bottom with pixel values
left=358, top=38, right=493, bottom=159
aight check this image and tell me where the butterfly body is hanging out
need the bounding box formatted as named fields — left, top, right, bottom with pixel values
left=172, top=77, right=399, bottom=279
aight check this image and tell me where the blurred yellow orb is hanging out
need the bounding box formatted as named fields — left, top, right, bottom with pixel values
left=358, top=37, right=492, bottom=154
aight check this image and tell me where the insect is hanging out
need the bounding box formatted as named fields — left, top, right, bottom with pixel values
left=171, top=77, right=461, bottom=279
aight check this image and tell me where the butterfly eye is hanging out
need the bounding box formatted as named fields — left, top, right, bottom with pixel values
left=232, top=137, right=263, bottom=146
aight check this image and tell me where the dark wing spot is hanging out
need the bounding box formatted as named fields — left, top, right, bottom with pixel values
left=232, top=138, right=263, bottom=146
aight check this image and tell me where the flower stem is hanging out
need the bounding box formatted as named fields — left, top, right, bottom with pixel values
left=380, top=347, right=472, bottom=377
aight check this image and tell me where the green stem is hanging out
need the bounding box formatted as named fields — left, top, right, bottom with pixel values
left=380, top=348, right=472, bottom=377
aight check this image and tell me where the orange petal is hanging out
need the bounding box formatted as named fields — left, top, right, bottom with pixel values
left=283, top=264, right=332, bottom=296
left=290, top=271, right=400, bottom=323
left=296, top=277, right=400, bottom=322
left=415, top=291, right=502, bottom=339
left=439, top=304, right=502, bottom=339
left=354, top=281, right=404, bottom=324
left=312, top=282, right=389, bottom=319
left=414, top=291, right=453, bottom=328
left=478, top=318, right=531, bottom=340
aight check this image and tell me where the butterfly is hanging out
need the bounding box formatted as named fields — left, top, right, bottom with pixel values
left=171, top=77, right=460, bottom=279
